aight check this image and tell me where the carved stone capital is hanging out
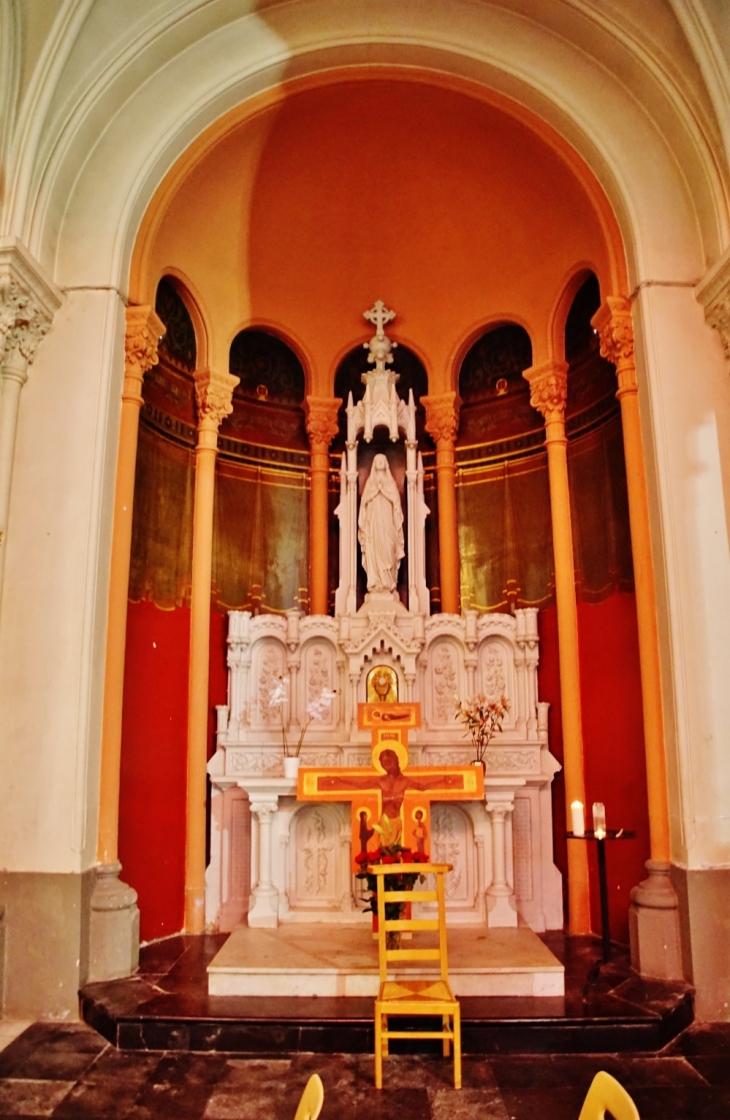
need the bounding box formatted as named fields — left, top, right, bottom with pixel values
left=523, top=361, right=568, bottom=422
left=194, top=367, right=240, bottom=430
left=591, top=296, right=637, bottom=394
left=486, top=801, right=515, bottom=821
left=305, top=395, right=340, bottom=450
left=422, top=391, right=461, bottom=446
left=0, top=237, right=62, bottom=376
left=250, top=800, right=278, bottom=822
left=124, top=305, right=166, bottom=405
left=696, top=249, right=730, bottom=364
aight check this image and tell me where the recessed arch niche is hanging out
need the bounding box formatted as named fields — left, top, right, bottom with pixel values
left=330, top=342, right=438, bottom=611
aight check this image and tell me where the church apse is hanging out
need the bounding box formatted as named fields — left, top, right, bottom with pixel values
left=206, top=303, right=564, bottom=935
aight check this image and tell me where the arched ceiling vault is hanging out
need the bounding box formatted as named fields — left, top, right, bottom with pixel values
left=0, top=0, right=727, bottom=293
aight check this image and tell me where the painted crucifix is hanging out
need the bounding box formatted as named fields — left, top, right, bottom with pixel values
left=297, top=700, right=485, bottom=872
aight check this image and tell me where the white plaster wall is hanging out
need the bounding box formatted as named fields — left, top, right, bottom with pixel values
left=0, top=1, right=721, bottom=287
left=633, top=282, right=730, bottom=869
left=0, top=288, right=123, bottom=873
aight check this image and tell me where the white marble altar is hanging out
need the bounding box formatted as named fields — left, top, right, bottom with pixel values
left=205, top=302, right=563, bottom=939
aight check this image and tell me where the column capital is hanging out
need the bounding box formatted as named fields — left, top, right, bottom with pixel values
left=0, top=237, right=62, bottom=375
left=696, top=245, right=730, bottom=362
left=305, top=395, right=340, bottom=450
left=591, top=296, right=638, bottom=395
left=194, top=367, right=240, bottom=434
left=523, top=360, right=568, bottom=423
left=422, top=391, right=461, bottom=446
left=124, top=305, right=166, bottom=405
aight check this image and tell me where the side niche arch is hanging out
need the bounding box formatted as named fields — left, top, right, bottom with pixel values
left=155, top=276, right=199, bottom=372
left=455, top=321, right=554, bottom=614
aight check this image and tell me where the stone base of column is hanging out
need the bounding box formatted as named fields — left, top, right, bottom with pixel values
left=486, top=889, right=518, bottom=928
left=247, top=885, right=279, bottom=928
left=628, top=860, right=683, bottom=981
left=88, top=862, right=140, bottom=982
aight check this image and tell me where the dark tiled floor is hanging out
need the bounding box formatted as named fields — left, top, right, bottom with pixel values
left=80, top=932, right=694, bottom=1054
left=1, top=1021, right=730, bottom=1118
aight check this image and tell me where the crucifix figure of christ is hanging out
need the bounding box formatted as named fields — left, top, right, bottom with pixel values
left=297, top=702, right=485, bottom=872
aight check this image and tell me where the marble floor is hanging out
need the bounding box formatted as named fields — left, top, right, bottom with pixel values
left=0, top=1019, right=729, bottom=1118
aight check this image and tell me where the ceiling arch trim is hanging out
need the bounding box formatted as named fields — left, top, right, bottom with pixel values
left=9, top=0, right=725, bottom=291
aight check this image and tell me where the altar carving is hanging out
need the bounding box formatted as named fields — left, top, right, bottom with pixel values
left=206, top=301, right=562, bottom=935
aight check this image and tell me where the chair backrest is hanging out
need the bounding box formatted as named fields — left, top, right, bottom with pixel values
left=294, top=1072, right=324, bottom=1120
left=578, top=1071, right=640, bottom=1120
left=371, top=862, right=452, bottom=983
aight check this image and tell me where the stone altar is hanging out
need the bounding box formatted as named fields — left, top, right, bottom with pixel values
left=206, top=301, right=563, bottom=937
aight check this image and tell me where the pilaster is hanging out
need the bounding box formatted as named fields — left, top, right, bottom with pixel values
left=305, top=396, right=340, bottom=616
left=0, top=239, right=62, bottom=614
left=92, top=303, right=164, bottom=981
left=593, top=295, right=681, bottom=980
left=185, top=367, right=239, bottom=932
left=523, top=359, right=590, bottom=934
left=695, top=243, right=730, bottom=362
left=422, top=390, right=461, bottom=614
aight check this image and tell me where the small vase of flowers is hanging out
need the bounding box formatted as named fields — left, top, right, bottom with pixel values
left=355, top=815, right=429, bottom=949
left=267, top=677, right=337, bottom=777
left=454, top=693, right=510, bottom=773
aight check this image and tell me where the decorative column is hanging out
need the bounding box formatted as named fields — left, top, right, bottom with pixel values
left=523, top=360, right=591, bottom=934
left=91, top=305, right=164, bottom=979
left=248, top=797, right=281, bottom=927
left=185, top=367, right=239, bottom=932
left=422, top=390, right=461, bottom=614
left=0, top=239, right=61, bottom=615
left=485, top=796, right=518, bottom=926
left=305, top=396, right=340, bottom=616
left=592, top=297, right=682, bottom=978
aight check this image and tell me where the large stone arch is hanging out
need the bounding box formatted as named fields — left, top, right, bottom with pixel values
left=0, top=1, right=724, bottom=286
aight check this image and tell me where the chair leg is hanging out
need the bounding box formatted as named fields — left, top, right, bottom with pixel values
left=374, top=1011, right=383, bottom=1089
left=442, top=1014, right=450, bottom=1057
left=453, top=1006, right=462, bottom=1091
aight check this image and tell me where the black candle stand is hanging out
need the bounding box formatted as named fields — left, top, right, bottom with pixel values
left=566, top=828, right=636, bottom=962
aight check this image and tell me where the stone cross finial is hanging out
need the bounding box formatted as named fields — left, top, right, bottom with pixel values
left=363, top=300, right=396, bottom=339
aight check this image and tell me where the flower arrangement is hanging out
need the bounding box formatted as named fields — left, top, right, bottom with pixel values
left=267, top=677, right=337, bottom=757
left=355, top=815, right=429, bottom=945
left=454, top=693, right=510, bottom=764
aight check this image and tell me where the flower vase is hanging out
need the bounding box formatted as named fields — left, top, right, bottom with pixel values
left=284, top=756, right=301, bottom=780
left=472, top=759, right=486, bottom=775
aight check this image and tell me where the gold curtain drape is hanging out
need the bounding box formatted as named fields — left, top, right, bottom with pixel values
left=213, top=463, right=309, bottom=612
left=457, top=413, right=633, bottom=612
left=129, top=423, right=194, bottom=608
left=129, top=423, right=309, bottom=613
left=567, top=414, right=634, bottom=601
left=457, top=453, right=554, bottom=611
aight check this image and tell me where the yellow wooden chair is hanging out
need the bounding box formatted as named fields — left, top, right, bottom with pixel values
left=293, top=1072, right=324, bottom=1120
left=578, top=1071, right=640, bottom=1120
left=371, top=862, right=461, bottom=1090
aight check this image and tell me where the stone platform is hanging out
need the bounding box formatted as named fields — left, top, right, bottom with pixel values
left=207, top=923, right=564, bottom=998
left=80, top=932, right=695, bottom=1053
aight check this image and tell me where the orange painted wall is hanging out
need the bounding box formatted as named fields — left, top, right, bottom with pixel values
left=137, top=76, right=617, bottom=386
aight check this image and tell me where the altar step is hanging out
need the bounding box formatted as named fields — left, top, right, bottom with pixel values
left=207, top=924, right=564, bottom=998
left=80, top=931, right=694, bottom=1055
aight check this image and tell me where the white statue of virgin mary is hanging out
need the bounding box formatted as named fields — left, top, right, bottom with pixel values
left=358, top=454, right=405, bottom=593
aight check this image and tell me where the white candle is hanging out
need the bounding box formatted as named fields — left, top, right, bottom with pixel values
left=571, top=800, right=585, bottom=837
left=592, top=802, right=606, bottom=838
